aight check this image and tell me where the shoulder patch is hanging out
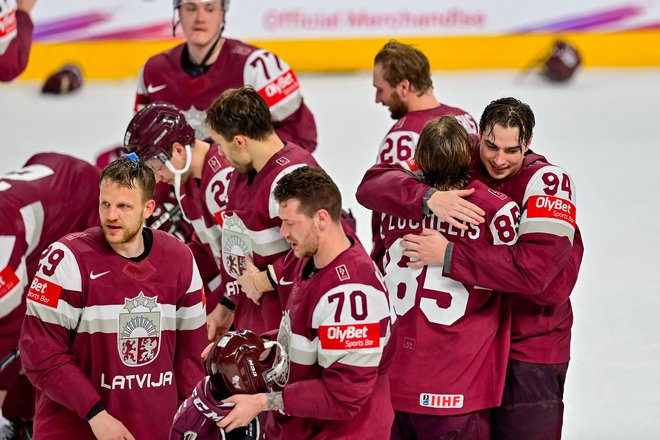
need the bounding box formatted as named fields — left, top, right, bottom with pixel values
left=208, top=156, right=221, bottom=172
left=275, top=157, right=290, bottom=166
left=487, top=188, right=507, bottom=201
left=27, top=275, right=62, bottom=308
left=335, top=264, right=350, bottom=281
left=65, top=232, right=88, bottom=241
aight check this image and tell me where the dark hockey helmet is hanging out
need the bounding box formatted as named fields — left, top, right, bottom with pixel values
left=41, top=64, right=83, bottom=95
left=205, top=330, right=287, bottom=399
left=123, top=102, right=195, bottom=162
left=540, top=40, right=581, bottom=82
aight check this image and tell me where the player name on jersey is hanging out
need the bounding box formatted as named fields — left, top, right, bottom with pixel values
left=383, top=214, right=481, bottom=240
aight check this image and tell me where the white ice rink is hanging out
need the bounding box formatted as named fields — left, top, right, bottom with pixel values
left=2, top=68, right=660, bottom=439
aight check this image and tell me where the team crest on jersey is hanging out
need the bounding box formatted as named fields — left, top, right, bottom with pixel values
left=335, top=264, right=350, bottom=281
left=221, top=213, right=253, bottom=279
left=64, top=232, right=88, bottom=241
left=118, top=292, right=161, bottom=367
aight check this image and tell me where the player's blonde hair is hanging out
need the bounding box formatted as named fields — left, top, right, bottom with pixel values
left=374, top=40, right=433, bottom=95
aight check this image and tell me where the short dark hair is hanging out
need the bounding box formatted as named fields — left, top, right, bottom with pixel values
left=100, top=157, right=156, bottom=202
left=374, top=40, right=433, bottom=95
left=480, top=97, right=536, bottom=147
left=273, top=167, right=342, bottom=221
left=205, top=86, right=274, bottom=141
left=414, top=116, right=472, bottom=190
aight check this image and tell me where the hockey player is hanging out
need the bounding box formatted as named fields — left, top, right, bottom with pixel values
left=123, top=102, right=234, bottom=312
left=20, top=158, right=207, bottom=440
left=356, top=97, right=584, bottom=440
left=379, top=116, right=519, bottom=439
left=0, top=152, right=100, bottom=437
left=204, top=86, right=322, bottom=340
left=0, top=0, right=36, bottom=82
left=134, top=0, right=317, bottom=152
left=216, top=167, right=396, bottom=439
left=370, top=40, right=478, bottom=268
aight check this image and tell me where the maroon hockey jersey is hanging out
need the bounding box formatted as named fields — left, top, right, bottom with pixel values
left=380, top=161, right=518, bottom=415
left=267, top=241, right=395, bottom=439
left=135, top=39, right=317, bottom=152
left=20, top=227, right=207, bottom=440
left=177, top=146, right=233, bottom=305
left=0, top=153, right=100, bottom=389
left=0, top=6, right=32, bottom=82
left=220, top=143, right=319, bottom=335
left=371, top=105, right=478, bottom=269
left=356, top=148, right=583, bottom=364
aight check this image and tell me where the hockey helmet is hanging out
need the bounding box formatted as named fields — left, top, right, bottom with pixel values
left=540, top=40, right=581, bottom=82
left=205, top=330, right=288, bottom=398
left=41, top=64, right=83, bottom=95
left=123, top=102, right=195, bottom=162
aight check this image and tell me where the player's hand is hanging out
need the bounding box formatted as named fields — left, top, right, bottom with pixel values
left=402, top=228, right=448, bottom=268
left=217, top=394, right=267, bottom=432
left=89, top=410, right=135, bottom=440
left=206, top=303, right=234, bottom=341
left=427, top=189, right=485, bottom=230
left=237, top=257, right=263, bottom=305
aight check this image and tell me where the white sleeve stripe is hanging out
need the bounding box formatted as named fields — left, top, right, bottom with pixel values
left=318, top=350, right=382, bottom=369
left=176, top=312, right=206, bottom=331
left=26, top=300, right=81, bottom=331
left=519, top=220, right=575, bottom=243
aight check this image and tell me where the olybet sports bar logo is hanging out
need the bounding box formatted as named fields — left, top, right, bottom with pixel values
left=118, top=292, right=161, bottom=367
left=221, top=213, right=253, bottom=279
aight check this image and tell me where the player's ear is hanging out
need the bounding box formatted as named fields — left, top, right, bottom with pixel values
left=172, top=142, right=186, bottom=159
left=398, top=79, right=410, bottom=95
left=315, top=209, right=330, bottom=229
left=234, top=134, right=247, bottom=149
left=143, top=199, right=156, bottom=219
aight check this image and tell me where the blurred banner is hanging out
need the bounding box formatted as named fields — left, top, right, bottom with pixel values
left=19, top=0, right=660, bottom=78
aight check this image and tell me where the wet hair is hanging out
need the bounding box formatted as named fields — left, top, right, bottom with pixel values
left=273, top=167, right=342, bottom=221
left=374, top=40, right=433, bottom=95
left=414, top=116, right=472, bottom=190
left=100, top=157, right=156, bottom=202
left=205, top=86, right=274, bottom=141
left=479, top=97, right=536, bottom=147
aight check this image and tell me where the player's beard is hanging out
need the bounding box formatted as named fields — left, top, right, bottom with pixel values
left=102, top=220, right=143, bottom=246
left=388, top=91, right=408, bottom=120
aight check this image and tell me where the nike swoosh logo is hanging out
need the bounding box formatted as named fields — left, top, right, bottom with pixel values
left=278, top=277, right=294, bottom=286
left=146, top=84, right=167, bottom=94
left=90, top=271, right=110, bottom=280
